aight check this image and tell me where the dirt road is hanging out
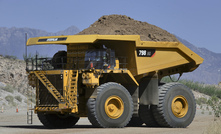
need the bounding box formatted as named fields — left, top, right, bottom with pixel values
left=0, top=107, right=214, bottom=134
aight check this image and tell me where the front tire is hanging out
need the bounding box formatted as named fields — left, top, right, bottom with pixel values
left=152, top=82, right=196, bottom=128
left=37, top=113, right=79, bottom=129
left=87, top=82, right=133, bottom=128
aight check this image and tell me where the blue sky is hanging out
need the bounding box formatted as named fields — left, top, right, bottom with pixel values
left=0, top=0, right=221, bottom=53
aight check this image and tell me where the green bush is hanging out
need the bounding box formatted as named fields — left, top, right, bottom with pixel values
left=5, top=95, right=14, bottom=103
left=201, top=110, right=205, bottom=114
left=15, top=95, right=22, bottom=102
left=5, top=95, right=17, bottom=106
left=207, top=96, right=221, bottom=119
left=29, top=98, right=35, bottom=103
left=196, top=97, right=208, bottom=105
left=3, top=85, right=14, bottom=93
left=4, top=55, right=17, bottom=60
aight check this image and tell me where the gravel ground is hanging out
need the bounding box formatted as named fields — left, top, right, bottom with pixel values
left=0, top=106, right=215, bottom=134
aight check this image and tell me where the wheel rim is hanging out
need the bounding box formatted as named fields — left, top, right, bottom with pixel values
left=105, top=95, right=124, bottom=119
left=171, top=95, right=188, bottom=118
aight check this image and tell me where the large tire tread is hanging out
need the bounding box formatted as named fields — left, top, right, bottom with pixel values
left=87, top=98, right=101, bottom=127
left=87, top=82, right=133, bottom=128
left=37, top=113, right=79, bottom=129
left=152, top=82, right=196, bottom=128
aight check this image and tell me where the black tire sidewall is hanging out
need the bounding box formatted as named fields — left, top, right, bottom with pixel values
left=38, top=113, right=79, bottom=128
left=95, top=84, right=133, bottom=127
left=162, top=84, right=195, bottom=127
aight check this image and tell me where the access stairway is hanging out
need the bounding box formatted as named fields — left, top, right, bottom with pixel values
left=33, top=70, right=79, bottom=113
left=34, top=71, right=65, bottom=103
left=65, top=70, right=78, bottom=112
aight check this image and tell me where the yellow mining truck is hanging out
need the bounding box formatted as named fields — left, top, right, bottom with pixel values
left=26, top=35, right=203, bottom=128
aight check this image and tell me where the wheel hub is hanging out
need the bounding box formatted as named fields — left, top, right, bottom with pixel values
left=171, top=95, right=188, bottom=118
left=105, top=95, right=124, bottom=119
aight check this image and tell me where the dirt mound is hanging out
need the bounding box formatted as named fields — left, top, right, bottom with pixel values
left=78, top=14, right=179, bottom=42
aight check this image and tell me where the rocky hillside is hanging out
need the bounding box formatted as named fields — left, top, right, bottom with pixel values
left=0, top=55, right=28, bottom=108
left=0, top=56, right=26, bottom=90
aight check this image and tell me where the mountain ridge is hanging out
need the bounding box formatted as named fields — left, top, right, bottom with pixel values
left=176, top=36, right=221, bottom=84
left=0, top=26, right=80, bottom=59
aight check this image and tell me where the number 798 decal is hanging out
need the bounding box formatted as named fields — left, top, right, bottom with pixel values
left=136, top=49, right=156, bottom=57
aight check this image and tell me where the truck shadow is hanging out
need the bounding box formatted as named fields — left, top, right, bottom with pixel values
left=1, top=125, right=150, bottom=129
left=2, top=125, right=97, bottom=129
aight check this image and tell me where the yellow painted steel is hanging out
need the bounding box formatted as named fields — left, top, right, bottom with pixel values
left=82, top=72, right=100, bottom=87
left=104, top=96, right=124, bottom=119
left=29, top=70, right=63, bottom=75
left=63, top=70, right=78, bottom=113
left=26, top=35, right=140, bottom=46
left=136, top=41, right=203, bottom=75
left=171, top=95, right=188, bottom=118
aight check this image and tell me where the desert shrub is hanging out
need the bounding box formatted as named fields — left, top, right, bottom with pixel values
left=200, top=105, right=203, bottom=109
left=5, top=95, right=14, bottom=103
left=3, top=85, right=14, bottom=93
left=4, top=55, right=17, bottom=60
left=5, top=95, right=17, bottom=106
left=201, top=110, right=205, bottom=114
left=15, top=95, right=22, bottom=102
left=28, top=98, right=35, bottom=103
left=207, top=96, right=221, bottom=119
left=196, top=97, right=208, bottom=105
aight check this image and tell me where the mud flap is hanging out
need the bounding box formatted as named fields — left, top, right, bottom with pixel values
left=139, top=73, right=159, bottom=105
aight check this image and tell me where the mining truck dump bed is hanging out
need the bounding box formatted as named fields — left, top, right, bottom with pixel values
left=27, top=35, right=203, bottom=77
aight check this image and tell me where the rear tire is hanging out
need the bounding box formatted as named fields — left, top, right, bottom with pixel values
left=87, top=82, right=133, bottom=128
left=152, top=82, right=196, bottom=128
left=37, top=113, right=79, bottom=128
